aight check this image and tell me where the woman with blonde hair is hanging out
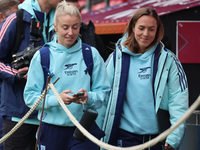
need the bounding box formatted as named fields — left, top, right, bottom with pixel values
left=24, top=1, right=110, bottom=149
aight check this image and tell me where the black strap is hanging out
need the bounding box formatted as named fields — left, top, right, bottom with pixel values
left=12, top=9, right=25, bottom=55
left=45, top=14, right=50, bottom=42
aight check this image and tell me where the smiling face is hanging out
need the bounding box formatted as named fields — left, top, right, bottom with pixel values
left=54, top=14, right=81, bottom=48
left=133, top=15, right=158, bottom=53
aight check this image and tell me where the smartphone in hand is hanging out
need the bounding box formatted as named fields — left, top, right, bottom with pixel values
left=72, top=92, right=84, bottom=97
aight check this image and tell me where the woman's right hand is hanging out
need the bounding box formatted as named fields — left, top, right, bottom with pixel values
left=59, top=90, right=84, bottom=105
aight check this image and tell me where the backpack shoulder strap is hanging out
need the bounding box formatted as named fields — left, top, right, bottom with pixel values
left=39, top=46, right=51, bottom=90
left=12, top=9, right=25, bottom=55
left=82, top=43, right=93, bottom=77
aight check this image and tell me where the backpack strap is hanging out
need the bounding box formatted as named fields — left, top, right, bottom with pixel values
left=39, top=46, right=51, bottom=90
left=82, top=43, right=93, bottom=78
left=12, top=9, right=25, bottom=55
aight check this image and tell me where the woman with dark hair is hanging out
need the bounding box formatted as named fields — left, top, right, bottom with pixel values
left=103, top=7, right=188, bottom=150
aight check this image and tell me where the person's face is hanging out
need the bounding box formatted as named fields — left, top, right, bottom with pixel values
left=133, top=15, right=157, bottom=53
left=54, top=14, right=81, bottom=48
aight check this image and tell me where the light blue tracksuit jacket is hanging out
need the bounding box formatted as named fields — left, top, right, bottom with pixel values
left=102, top=38, right=188, bottom=149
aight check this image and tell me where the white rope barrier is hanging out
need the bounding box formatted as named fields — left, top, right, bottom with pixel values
left=0, top=85, right=51, bottom=144
left=0, top=81, right=199, bottom=150
left=49, top=83, right=200, bottom=150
